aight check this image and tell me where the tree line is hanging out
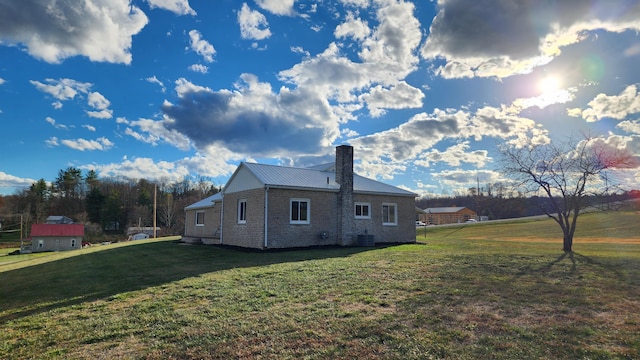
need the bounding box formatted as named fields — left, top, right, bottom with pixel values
left=416, top=184, right=639, bottom=221
left=0, top=167, right=220, bottom=239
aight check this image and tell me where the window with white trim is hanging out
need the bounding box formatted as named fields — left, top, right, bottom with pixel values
left=290, top=198, right=310, bottom=224
left=38, top=239, right=44, bottom=248
left=238, top=199, right=247, bottom=224
left=195, top=211, right=205, bottom=226
left=382, top=203, right=397, bottom=225
left=71, top=239, right=76, bottom=248
left=354, top=202, right=371, bottom=219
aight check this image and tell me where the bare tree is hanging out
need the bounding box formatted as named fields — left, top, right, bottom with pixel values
left=499, top=136, right=635, bottom=252
left=159, top=192, right=177, bottom=233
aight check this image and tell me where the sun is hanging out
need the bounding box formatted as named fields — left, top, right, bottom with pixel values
left=538, top=75, right=561, bottom=94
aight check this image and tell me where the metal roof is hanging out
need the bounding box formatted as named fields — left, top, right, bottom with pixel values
left=31, top=224, right=84, bottom=237
left=184, top=192, right=222, bottom=210
left=186, top=161, right=416, bottom=210
left=242, top=162, right=416, bottom=197
left=423, top=207, right=468, bottom=213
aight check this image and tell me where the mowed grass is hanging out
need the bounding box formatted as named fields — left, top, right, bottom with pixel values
left=1, top=212, right=639, bottom=359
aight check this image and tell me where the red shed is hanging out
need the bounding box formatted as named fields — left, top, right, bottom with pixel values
left=31, top=224, right=84, bottom=252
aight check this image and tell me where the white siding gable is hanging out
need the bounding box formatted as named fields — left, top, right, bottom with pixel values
left=224, top=164, right=264, bottom=194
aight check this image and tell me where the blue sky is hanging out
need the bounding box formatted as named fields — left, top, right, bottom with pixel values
left=1, top=0, right=639, bottom=196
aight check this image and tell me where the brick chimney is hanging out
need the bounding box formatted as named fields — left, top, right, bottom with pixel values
left=336, top=145, right=354, bottom=245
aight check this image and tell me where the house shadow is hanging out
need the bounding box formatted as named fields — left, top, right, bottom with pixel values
left=0, top=240, right=382, bottom=324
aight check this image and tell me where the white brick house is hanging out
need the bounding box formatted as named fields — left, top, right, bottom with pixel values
left=183, top=145, right=417, bottom=249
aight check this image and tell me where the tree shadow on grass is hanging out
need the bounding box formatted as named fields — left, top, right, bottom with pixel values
left=515, top=251, right=635, bottom=284
left=0, top=240, right=377, bottom=324
left=516, top=252, right=577, bottom=276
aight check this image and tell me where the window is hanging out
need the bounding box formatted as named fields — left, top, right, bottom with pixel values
left=354, top=202, right=371, bottom=219
left=238, top=199, right=247, bottom=224
left=71, top=239, right=76, bottom=248
left=382, top=203, right=397, bottom=225
left=195, top=211, right=205, bottom=226
left=38, top=239, right=44, bottom=248
left=290, top=198, right=310, bottom=224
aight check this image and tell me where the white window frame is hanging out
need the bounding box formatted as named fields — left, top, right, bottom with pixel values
left=382, top=203, right=397, bottom=226
left=71, top=238, right=76, bottom=248
left=354, top=202, right=371, bottom=219
left=290, top=198, right=310, bottom=224
left=38, top=239, right=44, bottom=248
left=195, top=211, right=205, bottom=226
left=238, top=199, right=247, bottom=224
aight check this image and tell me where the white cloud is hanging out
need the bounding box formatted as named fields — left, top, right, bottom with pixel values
left=360, top=81, right=424, bottom=117
left=580, top=85, right=640, bottom=122
left=279, top=0, right=422, bottom=107
left=348, top=103, right=549, bottom=182
left=508, top=88, right=576, bottom=112
left=160, top=1, right=424, bottom=164
left=82, top=124, right=97, bottom=132
left=90, top=157, right=191, bottom=183
left=87, top=91, right=111, bottom=110
left=86, top=152, right=241, bottom=184
left=0, top=171, right=37, bottom=190
left=31, top=78, right=115, bottom=117
left=45, top=137, right=59, bottom=147
left=59, top=137, right=114, bottom=151
left=0, top=77, right=5, bottom=85
left=432, top=169, right=504, bottom=196
left=45, top=116, right=68, bottom=130
left=415, top=142, right=490, bottom=168
left=188, top=30, right=215, bottom=62
left=86, top=90, right=114, bottom=119
left=338, top=0, right=370, bottom=8
left=254, top=0, right=296, bottom=16
left=616, top=120, right=640, bottom=135
left=189, top=64, right=209, bottom=73
left=30, top=78, right=92, bottom=101
left=174, top=78, right=213, bottom=97
left=238, top=3, right=272, bottom=41
left=0, top=0, right=148, bottom=64
left=290, top=46, right=310, bottom=57
left=146, top=76, right=166, bottom=93
left=334, top=12, right=370, bottom=41
left=124, top=117, right=192, bottom=151
left=87, top=110, right=114, bottom=119
left=163, top=75, right=339, bottom=157
left=421, top=0, right=640, bottom=79
left=145, top=0, right=196, bottom=16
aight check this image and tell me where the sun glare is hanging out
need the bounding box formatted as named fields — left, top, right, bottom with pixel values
left=539, top=76, right=561, bottom=94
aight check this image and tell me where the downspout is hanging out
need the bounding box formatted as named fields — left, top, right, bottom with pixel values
left=184, top=209, right=187, bottom=239
left=220, top=193, right=224, bottom=245
left=264, top=186, right=269, bottom=248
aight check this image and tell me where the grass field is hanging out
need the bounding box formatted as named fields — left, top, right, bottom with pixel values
left=1, top=212, right=639, bottom=359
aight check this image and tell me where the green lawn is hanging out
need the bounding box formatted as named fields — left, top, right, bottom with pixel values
left=1, top=213, right=639, bottom=359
